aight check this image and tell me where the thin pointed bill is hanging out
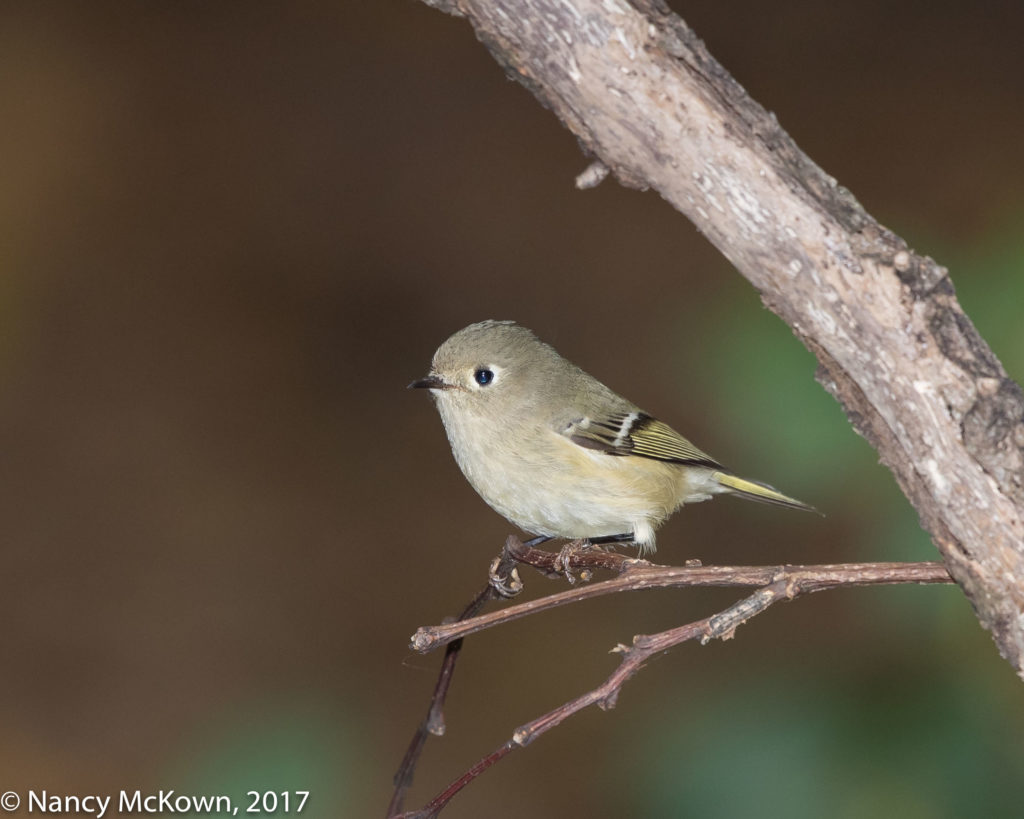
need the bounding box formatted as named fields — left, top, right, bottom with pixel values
left=407, top=374, right=452, bottom=390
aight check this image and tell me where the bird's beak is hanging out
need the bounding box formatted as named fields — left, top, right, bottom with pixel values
left=407, top=374, right=451, bottom=391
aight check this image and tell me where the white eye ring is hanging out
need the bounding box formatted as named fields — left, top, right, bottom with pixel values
left=470, top=363, right=503, bottom=388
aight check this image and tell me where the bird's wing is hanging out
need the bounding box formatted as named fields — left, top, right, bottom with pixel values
left=565, top=411, right=722, bottom=468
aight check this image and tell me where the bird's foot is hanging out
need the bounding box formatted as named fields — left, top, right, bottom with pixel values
left=553, top=539, right=594, bottom=585
left=488, top=555, right=523, bottom=599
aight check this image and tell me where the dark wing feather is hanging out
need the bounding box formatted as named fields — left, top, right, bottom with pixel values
left=567, top=412, right=721, bottom=469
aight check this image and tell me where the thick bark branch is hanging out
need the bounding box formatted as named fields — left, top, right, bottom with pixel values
left=420, top=0, right=1024, bottom=675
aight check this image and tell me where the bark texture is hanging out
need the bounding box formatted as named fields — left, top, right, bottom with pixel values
left=421, top=0, right=1024, bottom=675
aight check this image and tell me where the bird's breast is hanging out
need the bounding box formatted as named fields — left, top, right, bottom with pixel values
left=435, top=399, right=684, bottom=540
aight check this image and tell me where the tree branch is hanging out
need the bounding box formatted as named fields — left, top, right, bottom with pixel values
left=411, top=553, right=952, bottom=654
left=420, top=0, right=1024, bottom=675
left=387, top=583, right=493, bottom=818
left=394, top=549, right=951, bottom=818
left=387, top=544, right=525, bottom=817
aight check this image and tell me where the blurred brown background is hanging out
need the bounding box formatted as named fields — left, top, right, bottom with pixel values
left=2, top=2, right=1023, bottom=817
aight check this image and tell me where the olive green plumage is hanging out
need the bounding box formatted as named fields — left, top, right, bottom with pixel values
left=410, top=320, right=814, bottom=553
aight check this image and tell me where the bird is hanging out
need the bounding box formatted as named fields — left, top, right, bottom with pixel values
left=409, top=320, right=815, bottom=554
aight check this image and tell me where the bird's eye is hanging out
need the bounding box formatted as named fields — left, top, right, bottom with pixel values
left=474, top=368, right=495, bottom=386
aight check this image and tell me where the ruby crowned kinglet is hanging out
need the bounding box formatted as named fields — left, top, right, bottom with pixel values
left=410, top=320, right=815, bottom=553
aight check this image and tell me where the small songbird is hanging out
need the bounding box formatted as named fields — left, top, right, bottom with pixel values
left=409, top=320, right=815, bottom=553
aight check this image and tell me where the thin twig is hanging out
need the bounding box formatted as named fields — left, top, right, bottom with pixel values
left=411, top=556, right=952, bottom=653
left=393, top=561, right=953, bottom=818
left=386, top=544, right=522, bottom=817
left=387, top=585, right=492, bottom=817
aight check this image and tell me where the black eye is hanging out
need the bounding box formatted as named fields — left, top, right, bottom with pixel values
left=474, top=368, right=494, bottom=386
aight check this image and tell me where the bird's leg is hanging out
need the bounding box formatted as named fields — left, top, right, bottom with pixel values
left=523, top=535, right=554, bottom=547
left=587, top=533, right=634, bottom=548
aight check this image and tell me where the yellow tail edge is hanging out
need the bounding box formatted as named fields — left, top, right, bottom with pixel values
left=712, top=471, right=820, bottom=515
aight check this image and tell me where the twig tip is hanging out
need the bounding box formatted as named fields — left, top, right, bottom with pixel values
left=575, top=160, right=610, bottom=189
left=410, top=627, right=437, bottom=653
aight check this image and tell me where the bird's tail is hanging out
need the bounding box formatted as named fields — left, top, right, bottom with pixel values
left=711, top=471, right=818, bottom=514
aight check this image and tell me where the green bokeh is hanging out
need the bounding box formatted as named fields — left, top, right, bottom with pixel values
left=633, top=669, right=1024, bottom=819
left=935, top=216, right=1024, bottom=384
left=166, top=698, right=361, bottom=817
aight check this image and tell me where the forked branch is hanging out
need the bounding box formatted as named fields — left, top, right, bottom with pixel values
left=388, top=537, right=952, bottom=817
